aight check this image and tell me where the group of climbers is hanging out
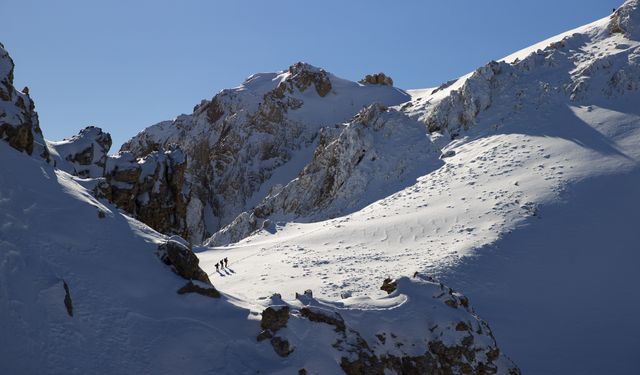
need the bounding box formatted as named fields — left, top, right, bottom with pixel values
left=214, top=257, right=229, bottom=272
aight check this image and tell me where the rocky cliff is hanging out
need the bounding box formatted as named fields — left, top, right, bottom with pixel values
left=114, top=62, right=410, bottom=242
left=0, top=43, right=48, bottom=160
left=208, top=104, right=442, bottom=246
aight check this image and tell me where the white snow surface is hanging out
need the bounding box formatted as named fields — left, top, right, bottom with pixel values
left=0, top=140, right=520, bottom=374
left=4, top=1, right=640, bottom=373
left=199, top=4, right=640, bottom=373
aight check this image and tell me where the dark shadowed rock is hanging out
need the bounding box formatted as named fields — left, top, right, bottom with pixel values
left=260, top=306, right=290, bottom=332
left=157, top=238, right=210, bottom=284
left=63, top=280, right=73, bottom=317
left=300, top=307, right=345, bottom=332
left=270, top=336, right=293, bottom=357
left=177, top=281, right=220, bottom=298
left=380, top=277, right=397, bottom=294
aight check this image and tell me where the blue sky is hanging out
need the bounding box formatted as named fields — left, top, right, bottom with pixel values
left=3, top=0, right=620, bottom=148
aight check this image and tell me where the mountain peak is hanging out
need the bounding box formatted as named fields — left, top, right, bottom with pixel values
left=610, top=0, right=640, bottom=38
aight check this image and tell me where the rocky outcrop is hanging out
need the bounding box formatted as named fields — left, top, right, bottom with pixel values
left=207, top=104, right=441, bottom=246
left=380, top=277, right=397, bottom=294
left=286, top=62, right=332, bottom=97
left=256, top=275, right=520, bottom=374
left=95, top=147, right=190, bottom=238
left=0, top=43, right=48, bottom=160
left=51, top=126, right=112, bottom=178
left=360, top=72, right=393, bottom=86
left=258, top=306, right=293, bottom=356
left=609, top=0, right=640, bottom=39
left=177, top=281, right=220, bottom=298
left=119, top=63, right=409, bottom=243
left=156, top=237, right=210, bottom=284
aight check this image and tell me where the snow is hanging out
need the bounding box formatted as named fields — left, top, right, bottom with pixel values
left=197, top=6, right=640, bottom=373
left=1, top=140, right=516, bottom=373
left=4, top=1, right=640, bottom=373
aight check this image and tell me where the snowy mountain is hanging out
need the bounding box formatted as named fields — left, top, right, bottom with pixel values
left=0, top=33, right=520, bottom=375
left=3, top=0, right=640, bottom=373
left=117, top=62, right=410, bottom=243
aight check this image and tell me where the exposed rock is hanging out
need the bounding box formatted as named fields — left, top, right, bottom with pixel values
left=288, top=62, right=333, bottom=97
left=609, top=0, right=640, bottom=39
left=177, top=281, right=220, bottom=298
left=63, top=280, right=73, bottom=317
left=260, top=306, right=290, bottom=332
left=98, top=147, right=190, bottom=239
left=156, top=237, right=210, bottom=284
left=440, top=150, right=456, bottom=159
left=0, top=43, right=48, bottom=160
left=208, top=104, right=441, bottom=246
left=256, top=330, right=273, bottom=342
left=380, top=277, right=397, bottom=294
left=300, top=307, right=345, bottom=332
left=51, top=126, right=112, bottom=178
left=119, top=63, right=409, bottom=244
left=360, top=72, right=394, bottom=86
left=259, top=274, right=520, bottom=374
left=270, top=336, right=293, bottom=357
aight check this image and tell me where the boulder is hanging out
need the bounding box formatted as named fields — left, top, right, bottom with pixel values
left=157, top=238, right=210, bottom=284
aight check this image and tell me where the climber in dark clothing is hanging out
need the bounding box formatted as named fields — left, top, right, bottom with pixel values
left=224, top=257, right=228, bottom=267
left=215, top=263, right=219, bottom=272
left=219, top=260, right=225, bottom=269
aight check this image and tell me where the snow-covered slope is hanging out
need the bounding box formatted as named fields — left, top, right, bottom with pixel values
left=197, top=2, right=640, bottom=373
left=117, top=63, right=410, bottom=243
left=0, top=141, right=519, bottom=374
left=0, top=47, right=520, bottom=374
left=207, top=104, right=442, bottom=246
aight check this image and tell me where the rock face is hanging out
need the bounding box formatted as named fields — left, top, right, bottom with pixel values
left=156, top=237, right=211, bottom=284
left=0, top=43, right=48, bottom=160
left=256, top=274, right=520, bottom=374
left=51, top=126, right=112, bottom=178
left=360, top=72, right=394, bottom=86
left=176, top=281, right=220, bottom=298
left=118, top=63, right=410, bottom=243
left=207, top=104, right=441, bottom=246
left=610, top=0, right=640, bottom=39
left=258, top=306, right=293, bottom=356
left=96, top=147, right=190, bottom=238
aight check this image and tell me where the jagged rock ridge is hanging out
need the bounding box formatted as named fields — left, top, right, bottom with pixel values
left=208, top=104, right=442, bottom=246
left=0, top=43, right=48, bottom=160
left=111, top=62, right=410, bottom=242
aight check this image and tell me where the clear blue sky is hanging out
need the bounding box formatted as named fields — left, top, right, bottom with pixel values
left=3, top=0, right=620, bottom=149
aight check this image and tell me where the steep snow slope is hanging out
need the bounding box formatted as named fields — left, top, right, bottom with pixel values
left=0, top=44, right=520, bottom=373
left=199, top=2, right=640, bottom=373
left=0, top=139, right=521, bottom=374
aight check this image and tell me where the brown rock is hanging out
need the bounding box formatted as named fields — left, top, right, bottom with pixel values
left=260, top=306, right=290, bottom=332
left=380, top=277, right=397, bottom=294
left=270, top=336, right=293, bottom=357
left=177, top=281, right=220, bottom=298
left=157, top=239, right=211, bottom=284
